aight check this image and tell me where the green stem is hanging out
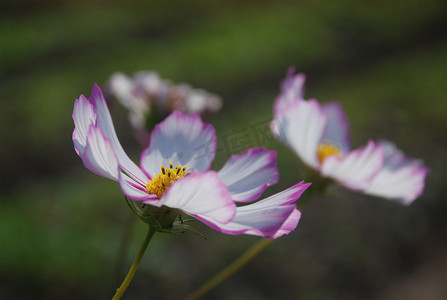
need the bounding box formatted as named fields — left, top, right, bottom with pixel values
left=112, top=225, right=156, bottom=300
left=185, top=238, right=274, bottom=300
left=185, top=183, right=321, bottom=300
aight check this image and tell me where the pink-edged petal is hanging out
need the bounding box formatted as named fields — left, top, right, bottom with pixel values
left=197, top=205, right=300, bottom=239
left=196, top=182, right=310, bottom=239
left=321, top=101, right=351, bottom=154
left=80, top=126, right=119, bottom=181
left=271, top=99, right=327, bottom=169
left=376, top=140, right=423, bottom=171
left=274, top=67, right=306, bottom=116
left=272, top=209, right=302, bottom=239
left=141, top=111, right=216, bottom=178
left=365, top=166, right=428, bottom=205
left=72, top=95, right=96, bottom=155
left=364, top=141, right=428, bottom=204
left=88, top=83, right=149, bottom=181
left=218, top=148, right=279, bottom=203
left=320, top=140, right=384, bottom=190
left=118, top=171, right=157, bottom=201
left=148, top=171, right=236, bottom=224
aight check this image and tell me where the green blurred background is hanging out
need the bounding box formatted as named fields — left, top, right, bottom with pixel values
left=1, top=1, right=446, bottom=299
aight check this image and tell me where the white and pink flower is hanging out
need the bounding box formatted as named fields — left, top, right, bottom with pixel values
left=73, top=83, right=310, bottom=238
left=271, top=69, right=428, bottom=205
left=107, top=71, right=222, bottom=131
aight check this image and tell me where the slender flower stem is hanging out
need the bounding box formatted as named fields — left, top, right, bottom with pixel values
left=185, top=184, right=322, bottom=300
left=112, top=225, right=156, bottom=300
left=185, top=238, right=274, bottom=300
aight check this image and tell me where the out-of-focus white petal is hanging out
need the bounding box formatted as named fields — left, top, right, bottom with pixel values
left=274, top=67, right=306, bottom=116
left=89, top=84, right=149, bottom=181
left=80, top=126, right=119, bottom=181
left=320, top=140, right=384, bottom=190
left=197, top=182, right=310, bottom=239
left=364, top=141, right=428, bottom=205
left=150, top=171, right=236, bottom=224
left=108, top=72, right=137, bottom=109
left=183, top=89, right=222, bottom=114
left=321, top=101, right=351, bottom=154
left=218, top=148, right=279, bottom=202
left=134, top=71, right=164, bottom=96
left=365, top=166, right=428, bottom=205
left=272, top=99, right=327, bottom=169
left=72, top=95, right=96, bottom=154
left=141, top=111, right=216, bottom=178
left=108, top=73, right=150, bottom=131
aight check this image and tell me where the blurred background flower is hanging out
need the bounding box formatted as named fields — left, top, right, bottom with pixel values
left=106, top=71, right=222, bottom=145
left=1, top=1, right=446, bottom=299
left=271, top=76, right=428, bottom=205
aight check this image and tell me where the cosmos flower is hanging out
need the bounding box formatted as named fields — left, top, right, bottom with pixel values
left=271, top=69, right=428, bottom=205
left=73, top=84, right=310, bottom=238
left=106, top=71, right=222, bottom=144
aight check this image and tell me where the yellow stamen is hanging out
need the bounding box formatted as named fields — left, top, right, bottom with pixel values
left=146, top=163, right=189, bottom=198
left=317, top=142, right=342, bottom=164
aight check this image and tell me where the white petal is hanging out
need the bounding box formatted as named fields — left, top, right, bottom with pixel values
left=108, top=72, right=137, bottom=109
left=247, top=181, right=311, bottom=207
left=134, top=71, right=164, bottom=95
left=141, top=111, right=216, bottom=178
left=72, top=95, right=96, bottom=154
left=272, top=99, right=327, bottom=169
left=196, top=182, right=310, bottom=239
left=365, top=166, right=428, bottom=205
left=152, top=171, right=236, bottom=224
left=320, top=140, right=384, bottom=190
left=218, top=148, right=279, bottom=202
left=89, top=84, right=148, bottom=181
left=80, top=126, right=119, bottom=181
left=364, top=141, right=428, bottom=204
left=321, top=101, right=351, bottom=154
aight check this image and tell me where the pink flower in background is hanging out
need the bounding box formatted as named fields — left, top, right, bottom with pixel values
left=271, top=69, right=428, bottom=205
left=106, top=71, right=222, bottom=143
left=73, top=84, right=310, bottom=238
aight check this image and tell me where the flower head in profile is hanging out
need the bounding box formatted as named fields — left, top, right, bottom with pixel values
left=106, top=71, right=222, bottom=144
left=73, top=84, right=310, bottom=238
left=271, top=68, right=428, bottom=205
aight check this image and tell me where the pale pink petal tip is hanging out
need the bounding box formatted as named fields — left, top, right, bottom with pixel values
left=274, top=67, right=307, bottom=116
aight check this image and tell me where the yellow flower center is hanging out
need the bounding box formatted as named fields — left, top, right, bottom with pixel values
left=317, top=142, right=342, bottom=164
left=146, top=163, right=190, bottom=198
